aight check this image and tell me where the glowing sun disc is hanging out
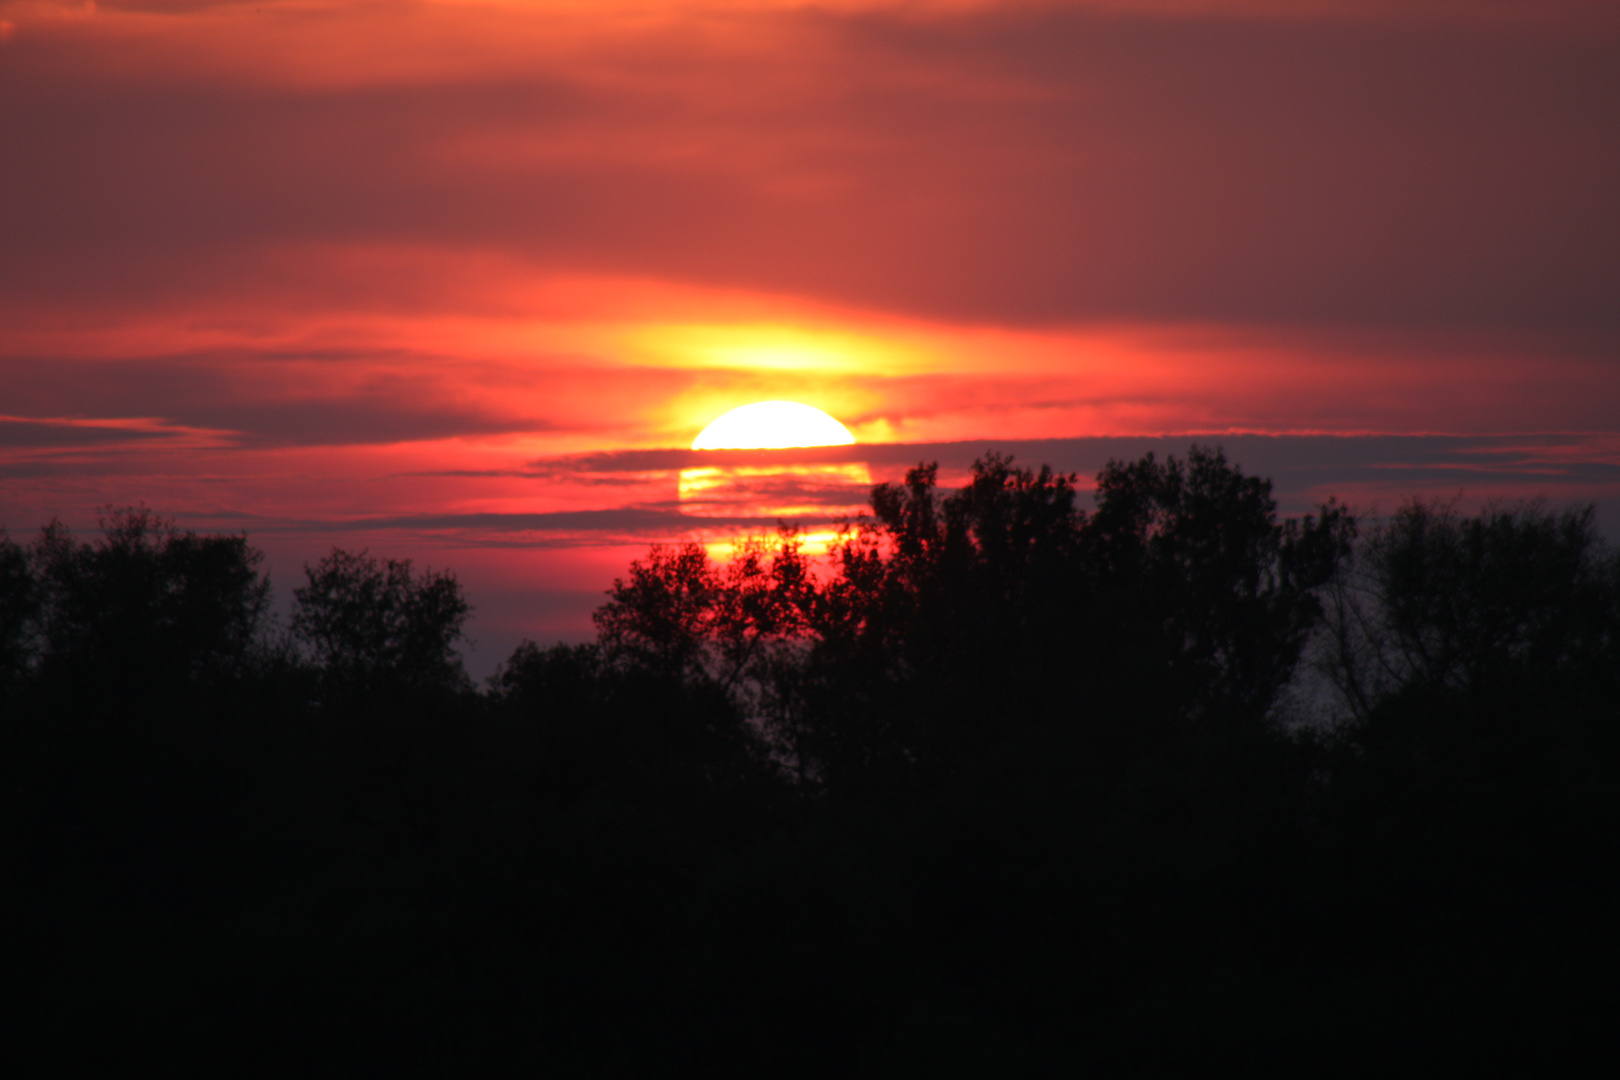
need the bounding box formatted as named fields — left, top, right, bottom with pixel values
left=691, top=401, right=856, bottom=450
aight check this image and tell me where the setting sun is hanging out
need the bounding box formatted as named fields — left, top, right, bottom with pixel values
left=691, top=401, right=856, bottom=450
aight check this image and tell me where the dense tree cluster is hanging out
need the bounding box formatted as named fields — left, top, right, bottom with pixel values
left=7, top=449, right=1617, bottom=1075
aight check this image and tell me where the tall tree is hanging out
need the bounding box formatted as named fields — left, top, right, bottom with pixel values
left=0, top=528, right=39, bottom=695
left=1082, top=445, right=1354, bottom=726
left=25, top=508, right=271, bottom=696
left=594, top=530, right=816, bottom=694
left=1316, top=499, right=1619, bottom=719
left=292, top=548, right=471, bottom=703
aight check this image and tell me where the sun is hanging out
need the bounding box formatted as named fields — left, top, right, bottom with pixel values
left=691, top=401, right=856, bottom=450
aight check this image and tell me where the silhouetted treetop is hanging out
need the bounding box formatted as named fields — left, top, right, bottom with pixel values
left=595, top=530, right=815, bottom=694
left=600, top=448, right=1356, bottom=791
left=15, top=508, right=271, bottom=695
left=1082, top=446, right=1355, bottom=724
left=1317, top=498, right=1620, bottom=721
left=9, top=450, right=1619, bottom=1076
left=292, top=548, right=471, bottom=702
left=0, top=527, right=39, bottom=695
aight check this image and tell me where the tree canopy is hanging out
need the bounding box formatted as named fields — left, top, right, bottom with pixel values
left=6, top=448, right=1616, bottom=1075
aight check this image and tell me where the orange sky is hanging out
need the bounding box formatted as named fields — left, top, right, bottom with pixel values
left=3, top=0, right=1619, bottom=672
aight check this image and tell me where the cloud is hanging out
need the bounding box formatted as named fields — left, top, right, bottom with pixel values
left=249, top=505, right=825, bottom=550
left=533, top=432, right=1620, bottom=511
left=0, top=416, right=204, bottom=448
left=2, top=2, right=1616, bottom=333
left=0, top=351, right=567, bottom=447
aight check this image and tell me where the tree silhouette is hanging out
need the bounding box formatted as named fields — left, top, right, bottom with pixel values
left=1083, top=445, right=1355, bottom=726
left=292, top=547, right=471, bottom=703
left=594, top=530, right=815, bottom=692
left=1303, top=499, right=1620, bottom=1057
left=775, top=454, right=1087, bottom=789
left=10, top=451, right=1617, bottom=1076
left=20, top=507, right=271, bottom=697
left=583, top=530, right=815, bottom=786
left=1317, top=498, right=1619, bottom=719
left=777, top=448, right=1354, bottom=790
left=0, top=528, right=38, bottom=696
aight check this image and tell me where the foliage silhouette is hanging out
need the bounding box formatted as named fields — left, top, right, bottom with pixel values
left=721, top=447, right=1357, bottom=792
left=8, top=449, right=1617, bottom=1076
left=1316, top=498, right=1619, bottom=717
left=0, top=526, right=38, bottom=696
left=594, top=530, right=814, bottom=693
left=1306, top=499, right=1620, bottom=1029
left=1082, top=446, right=1354, bottom=725
left=10, top=507, right=271, bottom=699
left=292, top=547, right=472, bottom=704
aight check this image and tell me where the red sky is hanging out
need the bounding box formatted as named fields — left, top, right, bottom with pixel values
left=3, top=0, right=1618, bottom=672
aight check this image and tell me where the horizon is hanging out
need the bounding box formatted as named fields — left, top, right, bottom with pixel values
left=8, top=429, right=1616, bottom=680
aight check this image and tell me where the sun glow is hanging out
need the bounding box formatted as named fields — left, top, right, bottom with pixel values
left=701, top=528, right=856, bottom=562
left=678, top=462, right=872, bottom=517
left=691, top=401, right=856, bottom=450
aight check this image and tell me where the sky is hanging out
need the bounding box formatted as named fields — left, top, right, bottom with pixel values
left=3, top=0, right=1618, bottom=675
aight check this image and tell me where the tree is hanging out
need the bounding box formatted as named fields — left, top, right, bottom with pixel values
left=594, top=529, right=815, bottom=694
left=785, top=448, right=1352, bottom=790
left=1082, top=445, right=1354, bottom=726
left=0, top=527, right=39, bottom=695
left=583, top=530, right=817, bottom=785
left=492, top=534, right=814, bottom=795
left=786, top=454, right=1087, bottom=788
left=23, top=507, right=271, bottom=695
left=1305, top=501, right=1620, bottom=1022
left=1316, top=499, right=1619, bottom=722
left=292, top=548, right=471, bottom=702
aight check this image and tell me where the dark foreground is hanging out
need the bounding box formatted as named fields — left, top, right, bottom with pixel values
left=7, top=448, right=1618, bottom=1075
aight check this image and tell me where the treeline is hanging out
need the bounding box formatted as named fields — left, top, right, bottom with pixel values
left=6, top=447, right=1618, bottom=1075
